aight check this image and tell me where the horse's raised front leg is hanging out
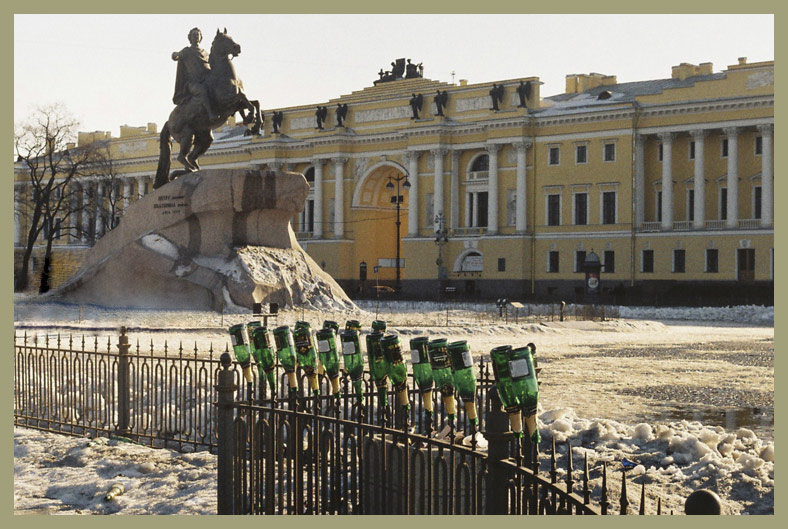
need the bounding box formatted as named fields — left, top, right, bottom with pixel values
left=175, top=128, right=198, bottom=172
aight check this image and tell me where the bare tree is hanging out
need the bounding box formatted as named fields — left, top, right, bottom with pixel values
left=14, top=104, right=99, bottom=292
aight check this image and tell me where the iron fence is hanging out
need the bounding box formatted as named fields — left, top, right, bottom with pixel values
left=14, top=327, right=667, bottom=515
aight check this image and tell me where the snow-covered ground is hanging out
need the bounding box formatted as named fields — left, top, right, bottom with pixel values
left=13, top=299, right=774, bottom=515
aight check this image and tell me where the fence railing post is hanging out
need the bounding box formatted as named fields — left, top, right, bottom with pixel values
left=216, top=352, right=237, bottom=514
left=485, top=387, right=512, bottom=514
left=116, top=326, right=131, bottom=436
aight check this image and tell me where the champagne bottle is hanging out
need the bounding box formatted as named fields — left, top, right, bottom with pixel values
left=366, top=331, right=389, bottom=406
left=316, top=327, right=341, bottom=397
left=273, top=325, right=299, bottom=395
left=293, top=322, right=320, bottom=395
left=380, top=334, right=409, bottom=409
left=345, top=319, right=362, bottom=332
left=448, top=340, right=478, bottom=431
left=509, top=345, right=540, bottom=444
left=409, top=337, right=434, bottom=415
left=489, top=345, right=522, bottom=436
left=250, top=326, right=277, bottom=394
left=339, top=328, right=365, bottom=404
left=322, top=320, right=340, bottom=334
left=296, top=320, right=324, bottom=376
left=427, top=338, right=456, bottom=422
left=228, top=324, right=254, bottom=384
left=371, top=319, right=387, bottom=333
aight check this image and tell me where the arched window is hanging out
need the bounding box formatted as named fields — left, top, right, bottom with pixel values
left=304, top=167, right=315, bottom=184
left=471, top=154, right=489, bottom=172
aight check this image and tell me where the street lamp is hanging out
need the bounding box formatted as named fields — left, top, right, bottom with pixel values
left=386, top=174, right=411, bottom=292
left=434, top=212, right=448, bottom=298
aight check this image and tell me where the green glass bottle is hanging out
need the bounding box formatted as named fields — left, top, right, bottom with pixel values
left=427, top=338, right=456, bottom=421
left=489, top=345, right=523, bottom=436
left=293, top=322, right=320, bottom=395
left=371, top=320, right=387, bottom=333
left=322, top=320, right=340, bottom=334
left=250, top=326, right=277, bottom=394
left=366, top=331, right=389, bottom=406
left=316, top=327, right=341, bottom=397
left=510, top=345, right=540, bottom=444
left=448, top=340, right=478, bottom=430
left=409, top=337, right=434, bottom=415
left=228, top=324, right=254, bottom=384
left=345, top=319, right=362, bottom=332
left=273, top=325, right=298, bottom=395
left=380, top=334, right=409, bottom=409
left=339, top=329, right=365, bottom=403
left=296, top=320, right=324, bottom=376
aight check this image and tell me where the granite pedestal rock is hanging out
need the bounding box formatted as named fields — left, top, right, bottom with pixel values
left=57, top=169, right=354, bottom=311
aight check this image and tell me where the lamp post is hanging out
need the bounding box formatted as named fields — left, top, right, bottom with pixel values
left=434, top=212, right=448, bottom=299
left=386, top=174, right=411, bottom=293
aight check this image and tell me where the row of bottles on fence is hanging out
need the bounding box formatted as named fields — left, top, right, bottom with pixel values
left=228, top=318, right=538, bottom=441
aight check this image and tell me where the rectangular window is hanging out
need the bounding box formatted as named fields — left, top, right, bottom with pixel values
left=722, top=138, right=728, bottom=158
left=689, top=140, right=695, bottom=160
left=658, top=143, right=663, bottom=162
left=657, top=191, right=663, bottom=223
left=549, top=146, right=560, bottom=166
left=720, top=188, right=728, bottom=220
left=755, top=136, right=763, bottom=155
left=576, top=144, right=587, bottom=164
left=706, top=249, right=719, bottom=273
left=547, top=194, right=561, bottom=226
left=688, top=190, right=695, bottom=222
left=477, top=192, right=489, bottom=228
left=425, top=193, right=434, bottom=228
left=498, top=258, right=506, bottom=272
left=754, top=186, right=762, bottom=219
left=575, top=250, right=586, bottom=273
left=307, top=200, right=315, bottom=232
left=604, top=143, right=616, bottom=162
left=574, top=193, right=588, bottom=225
left=602, top=191, right=616, bottom=224
left=603, top=250, right=615, bottom=273
left=642, top=249, right=654, bottom=273
left=548, top=251, right=559, bottom=273
left=673, top=249, right=686, bottom=273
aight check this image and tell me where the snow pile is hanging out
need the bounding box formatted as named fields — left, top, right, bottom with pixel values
left=618, top=305, right=773, bottom=325
left=537, top=407, right=774, bottom=515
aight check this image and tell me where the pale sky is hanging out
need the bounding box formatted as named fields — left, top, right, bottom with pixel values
left=13, top=14, right=774, bottom=137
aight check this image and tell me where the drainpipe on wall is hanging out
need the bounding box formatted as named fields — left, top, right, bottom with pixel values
left=530, top=115, right=537, bottom=295
left=630, top=102, right=641, bottom=288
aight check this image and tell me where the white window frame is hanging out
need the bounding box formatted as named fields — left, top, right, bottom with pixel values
left=705, top=248, right=719, bottom=273
left=574, top=142, right=588, bottom=165
left=718, top=185, right=728, bottom=221
left=688, top=139, right=695, bottom=160
left=721, top=137, right=729, bottom=159
left=600, top=189, right=618, bottom=225
left=755, top=135, right=763, bottom=156
left=572, top=190, right=589, bottom=226
left=574, top=250, right=587, bottom=273
left=686, top=187, right=695, bottom=222
left=658, top=143, right=663, bottom=162
left=546, top=250, right=560, bottom=273
left=641, top=249, right=654, bottom=273
left=602, top=141, right=616, bottom=163
left=545, top=191, right=562, bottom=226
left=548, top=145, right=561, bottom=166
left=672, top=248, right=686, bottom=273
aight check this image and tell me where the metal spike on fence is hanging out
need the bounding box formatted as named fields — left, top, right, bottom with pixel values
left=57, top=333, right=61, bottom=348
left=107, top=335, right=112, bottom=352
left=550, top=436, right=557, bottom=484
left=135, top=338, right=140, bottom=354
left=93, top=336, right=98, bottom=352
left=69, top=334, right=73, bottom=349
left=620, top=467, right=629, bottom=515
left=583, top=453, right=590, bottom=505
left=164, top=340, right=168, bottom=355
left=566, top=440, right=574, bottom=495
left=194, top=341, right=198, bottom=357
left=179, top=341, right=183, bottom=357
left=639, top=480, right=646, bottom=515
left=81, top=335, right=85, bottom=351
left=24, top=331, right=27, bottom=345
left=149, top=339, right=154, bottom=355
left=45, top=333, right=49, bottom=347
left=601, top=461, right=609, bottom=515
left=657, top=497, right=662, bottom=515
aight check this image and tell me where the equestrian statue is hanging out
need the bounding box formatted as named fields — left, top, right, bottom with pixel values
left=154, top=28, right=263, bottom=189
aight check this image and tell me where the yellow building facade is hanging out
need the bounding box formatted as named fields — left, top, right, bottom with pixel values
left=15, top=57, right=774, bottom=304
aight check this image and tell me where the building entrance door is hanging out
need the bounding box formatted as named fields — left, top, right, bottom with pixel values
left=737, top=249, right=755, bottom=283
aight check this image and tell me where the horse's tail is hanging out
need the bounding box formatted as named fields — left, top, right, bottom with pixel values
left=153, top=121, right=171, bottom=190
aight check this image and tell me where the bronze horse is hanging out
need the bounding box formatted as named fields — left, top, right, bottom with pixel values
left=154, top=29, right=262, bottom=189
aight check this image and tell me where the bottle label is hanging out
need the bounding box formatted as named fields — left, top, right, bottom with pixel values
left=342, top=341, right=356, bottom=356
left=317, top=340, right=330, bottom=353
left=509, top=358, right=530, bottom=379
left=461, top=349, right=473, bottom=368
left=230, top=334, right=237, bottom=346
left=410, top=349, right=420, bottom=364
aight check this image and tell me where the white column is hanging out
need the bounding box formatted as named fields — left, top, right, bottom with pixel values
left=82, top=182, right=91, bottom=242
left=658, top=132, right=674, bottom=230
left=724, top=127, right=739, bottom=228
left=472, top=192, right=479, bottom=228
left=464, top=192, right=471, bottom=228
left=691, top=130, right=707, bottom=229
left=312, top=159, right=324, bottom=238
left=450, top=150, right=460, bottom=230
left=758, top=124, right=773, bottom=227
left=406, top=151, right=420, bottom=236
left=514, top=140, right=530, bottom=233
left=432, top=148, right=447, bottom=229
left=137, top=177, right=145, bottom=198
left=333, top=157, right=347, bottom=238
left=486, top=144, right=501, bottom=234
left=123, top=179, right=132, bottom=212
left=634, top=134, right=645, bottom=226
